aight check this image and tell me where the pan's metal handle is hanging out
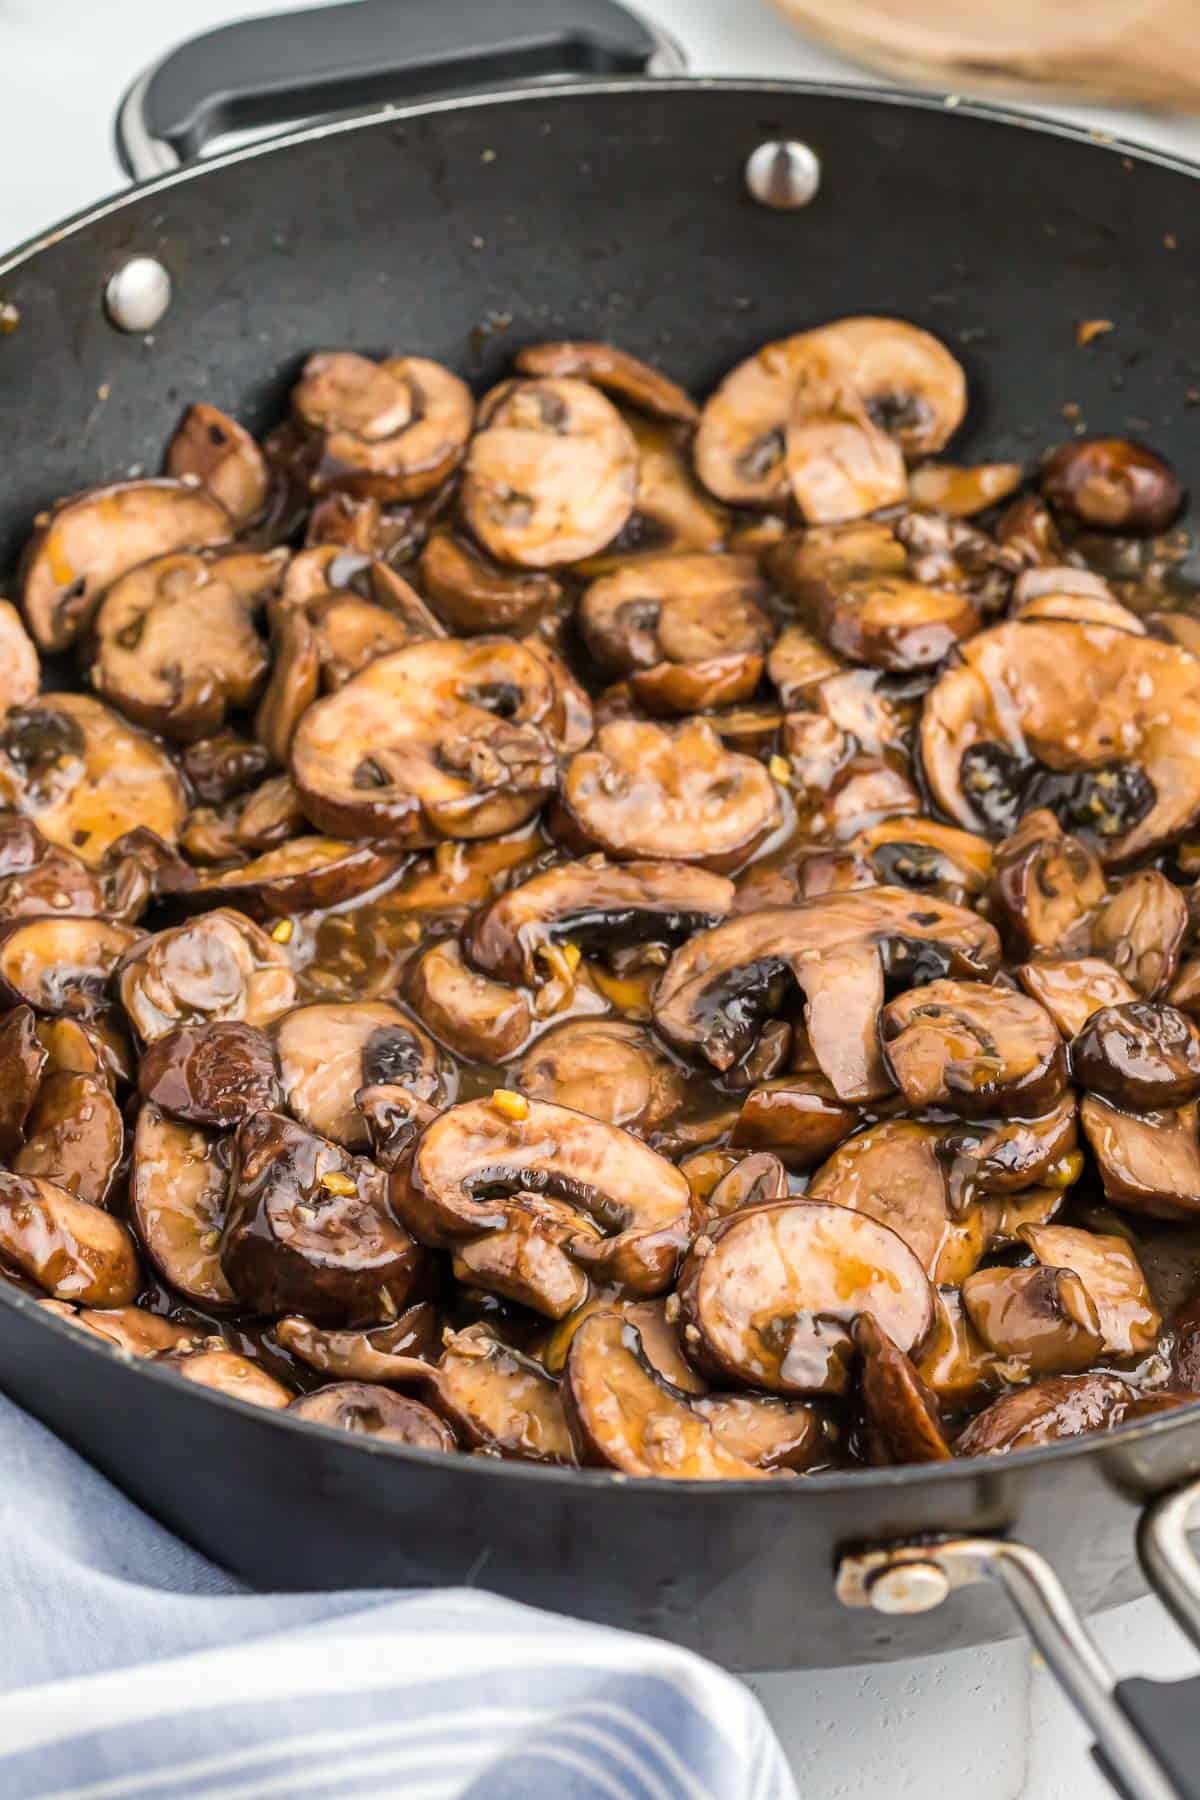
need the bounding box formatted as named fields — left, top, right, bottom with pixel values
left=837, top=1476, right=1200, bottom=1800
left=115, top=0, right=685, bottom=182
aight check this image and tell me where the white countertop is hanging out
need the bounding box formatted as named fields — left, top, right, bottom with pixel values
left=2, top=2, right=1199, bottom=1794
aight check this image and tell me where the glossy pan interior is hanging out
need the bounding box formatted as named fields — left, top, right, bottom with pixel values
left=2, top=79, right=1200, bottom=1669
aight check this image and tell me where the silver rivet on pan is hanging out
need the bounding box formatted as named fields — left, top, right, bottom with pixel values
left=865, top=1560, right=950, bottom=1615
left=104, top=257, right=172, bottom=333
left=744, top=140, right=821, bottom=210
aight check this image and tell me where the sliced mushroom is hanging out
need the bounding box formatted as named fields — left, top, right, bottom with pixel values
left=0, top=601, right=39, bottom=719
left=847, top=817, right=992, bottom=904
left=908, top=461, right=1024, bottom=516
left=540, top=1294, right=706, bottom=1391
left=180, top=731, right=271, bottom=807
left=275, top=1001, right=441, bottom=1150
left=853, top=1313, right=951, bottom=1465
left=292, top=637, right=573, bottom=845
left=577, top=414, right=729, bottom=572
left=71, top=1306, right=195, bottom=1358
left=165, top=402, right=270, bottom=527
left=653, top=887, right=999, bottom=1098
left=695, top=318, right=965, bottom=511
left=0, top=693, right=187, bottom=864
left=289, top=1382, right=456, bottom=1450
left=676, top=1199, right=934, bottom=1396
left=1018, top=954, right=1139, bottom=1039
left=461, top=377, right=637, bottom=567
left=989, top=809, right=1105, bottom=956
left=130, top=1102, right=236, bottom=1308
left=1171, top=958, right=1200, bottom=1016
left=880, top=980, right=1066, bottom=1117
left=1041, top=438, right=1183, bottom=534
left=181, top=837, right=405, bottom=920
left=514, top=342, right=698, bottom=424
left=253, top=606, right=320, bottom=768
left=1071, top=1001, right=1200, bottom=1109
left=117, top=908, right=297, bottom=1044
left=19, top=479, right=231, bottom=653
left=942, top=1091, right=1079, bottom=1200
left=578, top=554, right=773, bottom=714
left=981, top=1184, right=1068, bottom=1251
left=222, top=1111, right=424, bottom=1322
left=274, top=1303, right=439, bottom=1375
left=1092, top=871, right=1187, bottom=998
left=921, top=620, right=1200, bottom=861
left=511, top=1020, right=686, bottom=1135
left=156, top=1345, right=292, bottom=1409
left=418, top=530, right=561, bottom=635
left=353, top=1084, right=438, bottom=1171
left=1014, top=589, right=1146, bottom=635
left=35, top=1014, right=132, bottom=1092
left=0, top=1171, right=138, bottom=1304
left=0, top=1004, right=47, bottom=1153
left=0, top=916, right=137, bottom=1017
left=730, top=1079, right=857, bottom=1169
left=765, top=625, right=846, bottom=709
left=396, top=1093, right=692, bottom=1315
left=808, top=1121, right=986, bottom=1284
left=279, top=554, right=444, bottom=690
left=91, top=549, right=281, bottom=741
left=914, top=1287, right=1006, bottom=1411
left=408, top=938, right=531, bottom=1064
left=700, top=1151, right=789, bottom=1220
left=468, top=858, right=734, bottom=987
left=805, top=572, right=980, bottom=675
left=962, top=1263, right=1103, bottom=1374
left=1081, top=1094, right=1200, bottom=1220
left=0, top=817, right=105, bottom=920
left=180, top=775, right=307, bottom=866
left=955, top=1372, right=1139, bottom=1456
left=557, top=718, right=779, bottom=870
left=13, top=1071, right=123, bottom=1208
left=137, top=1021, right=281, bottom=1128
left=1021, top=1222, right=1160, bottom=1358
left=293, top=352, right=473, bottom=500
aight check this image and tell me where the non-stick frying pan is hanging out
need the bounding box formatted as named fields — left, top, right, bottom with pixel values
left=4, top=4, right=1200, bottom=1792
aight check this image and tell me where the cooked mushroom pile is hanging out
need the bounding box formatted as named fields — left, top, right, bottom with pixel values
left=5, top=320, right=1200, bottom=1475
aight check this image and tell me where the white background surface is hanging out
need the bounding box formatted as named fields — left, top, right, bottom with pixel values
left=1, top=0, right=1199, bottom=1793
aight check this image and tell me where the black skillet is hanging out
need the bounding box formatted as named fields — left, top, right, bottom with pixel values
left=3, top=3, right=1200, bottom=1792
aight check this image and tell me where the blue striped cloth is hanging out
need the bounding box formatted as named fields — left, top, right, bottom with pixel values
left=0, top=1393, right=796, bottom=1800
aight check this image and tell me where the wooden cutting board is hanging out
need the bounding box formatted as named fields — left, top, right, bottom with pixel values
left=770, top=0, right=1200, bottom=110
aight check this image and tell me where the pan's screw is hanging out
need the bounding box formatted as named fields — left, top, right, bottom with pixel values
left=865, top=1560, right=950, bottom=1615
left=104, top=257, right=172, bottom=333
left=745, top=140, right=821, bottom=211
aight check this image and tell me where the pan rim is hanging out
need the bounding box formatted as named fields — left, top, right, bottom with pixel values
left=3, top=72, right=1200, bottom=1497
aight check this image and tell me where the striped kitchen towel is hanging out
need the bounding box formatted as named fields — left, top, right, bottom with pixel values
left=0, top=1392, right=796, bottom=1800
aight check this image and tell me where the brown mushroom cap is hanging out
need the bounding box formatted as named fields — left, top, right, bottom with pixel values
left=880, top=979, right=1066, bottom=1117
left=462, top=377, right=637, bottom=568
left=514, top=342, right=698, bottom=424
left=408, top=938, right=532, bottom=1064
left=91, top=550, right=281, bottom=742
left=396, top=1094, right=692, bottom=1314
left=697, top=1151, right=790, bottom=1221
left=1018, top=954, right=1139, bottom=1040
left=730, top=1079, right=858, bottom=1169
left=468, top=858, right=734, bottom=987
left=1092, top=871, right=1187, bottom=998
left=557, top=718, right=780, bottom=869
left=179, top=837, right=405, bottom=920
left=294, top=352, right=473, bottom=502
left=19, top=479, right=231, bottom=653
left=13, top=1070, right=123, bottom=1209
left=806, top=574, right=980, bottom=674
left=0, top=1004, right=47, bottom=1154
left=511, top=1020, right=686, bottom=1135
left=291, top=637, right=573, bottom=845
left=137, top=1021, right=282, bottom=1128
left=0, top=601, right=39, bottom=720
left=563, top=1312, right=774, bottom=1480
left=1041, top=438, right=1183, bottom=535
left=118, top=909, right=297, bottom=1045
left=289, top=1382, right=456, bottom=1450
left=808, top=1120, right=986, bottom=1284
left=1080, top=1094, right=1200, bottom=1220
left=0, top=1171, right=139, bottom=1304
left=989, top=809, right=1105, bottom=956
left=908, top=461, right=1024, bottom=517
left=130, top=1101, right=236, bottom=1308
left=942, top=1091, right=1079, bottom=1200
left=275, top=1001, right=441, bottom=1150
left=1020, top=1222, right=1160, bottom=1357
left=417, top=530, right=562, bottom=636
left=165, top=402, right=269, bottom=526
left=961, top=1263, right=1103, bottom=1374
left=853, top=1313, right=951, bottom=1465
left=1071, top=1001, right=1200, bottom=1109
left=222, top=1111, right=424, bottom=1322
left=677, top=1199, right=934, bottom=1397
left=0, top=916, right=137, bottom=1018
left=921, top=621, right=1200, bottom=862
left=156, top=1345, right=292, bottom=1409
left=0, top=694, right=187, bottom=864
left=955, top=1371, right=1138, bottom=1456
left=653, top=887, right=1000, bottom=1098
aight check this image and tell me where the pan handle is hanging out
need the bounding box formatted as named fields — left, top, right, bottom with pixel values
left=114, top=0, right=685, bottom=182
left=837, top=1475, right=1200, bottom=1800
